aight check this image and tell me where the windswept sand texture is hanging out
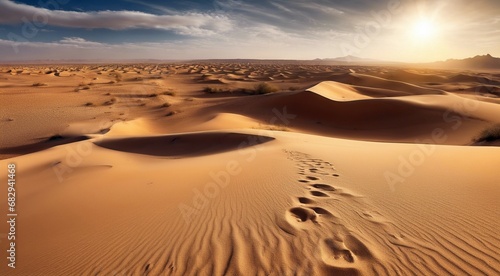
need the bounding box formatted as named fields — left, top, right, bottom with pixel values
left=0, top=63, right=499, bottom=275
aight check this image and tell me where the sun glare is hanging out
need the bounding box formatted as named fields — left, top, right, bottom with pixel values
left=412, top=19, right=436, bottom=40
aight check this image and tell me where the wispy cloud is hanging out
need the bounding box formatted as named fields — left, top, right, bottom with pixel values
left=0, top=0, right=231, bottom=36
left=123, top=0, right=178, bottom=14
left=59, top=37, right=106, bottom=47
left=269, top=2, right=295, bottom=14
left=289, top=2, right=345, bottom=16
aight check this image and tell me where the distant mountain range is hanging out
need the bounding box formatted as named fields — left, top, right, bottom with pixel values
left=314, top=55, right=384, bottom=63
left=315, top=54, right=500, bottom=70
left=425, top=54, right=500, bottom=70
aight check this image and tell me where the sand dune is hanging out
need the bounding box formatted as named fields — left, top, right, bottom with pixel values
left=1, top=63, right=499, bottom=275
left=377, top=69, right=448, bottom=83
left=328, top=73, right=446, bottom=95
left=448, top=73, right=500, bottom=85
left=1, top=130, right=498, bottom=275
left=196, top=113, right=261, bottom=130
left=307, top=81, right=370, bottom=101
left=197, top=85, right=492, bottom=144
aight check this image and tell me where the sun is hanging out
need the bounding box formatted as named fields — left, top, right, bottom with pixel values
left=412, top=19, right=436, bottom=40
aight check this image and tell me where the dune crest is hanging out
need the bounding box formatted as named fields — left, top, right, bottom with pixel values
left=307, top=81, right=370, bottom=101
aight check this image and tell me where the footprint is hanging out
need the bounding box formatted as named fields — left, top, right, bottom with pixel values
left=298, top=197, right=315, bottom=204
left=319, top=235, right=369, bottom=275
left=332, top=174, right=339, bottom=177
left=321, top=238, right=355, bottom=264
left=311, top=207, right=334, bottom=217
left=344, top=235, right=372, bottom=259
left=288, top=207, right=317, bottom=223
left=310, top=191, right=329, bottom=197
left=306, top=176, right=320, bottom=181
left=312, top=184, right=336, bottom=191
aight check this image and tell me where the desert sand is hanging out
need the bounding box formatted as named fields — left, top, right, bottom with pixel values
left=0, top=63, right=499, bottom=275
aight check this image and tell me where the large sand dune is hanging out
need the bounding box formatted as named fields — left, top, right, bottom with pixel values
left=0, top=63, right=499, bottom=275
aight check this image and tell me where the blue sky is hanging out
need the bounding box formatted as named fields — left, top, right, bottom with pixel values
left=0, top=0, right=499, bottom=61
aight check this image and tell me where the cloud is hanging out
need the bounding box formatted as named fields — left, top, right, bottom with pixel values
left=213, top=0, right=367, bottom=36
left=0, top=35, right=326, bottom=61
left=59, top=37, right=106, bottom=47
left=268, top=2, right=295, bottom=14
left=0, top=37, right=151, bottom=61
left=214, top=0, right=285, bottom=21
left=0, top=0, right=231, bottom=36
left=0, top=0, right=499, bottom=62
left=123, top=0, right=179, bottom=15
left=289, top=2, right=345, bottom=16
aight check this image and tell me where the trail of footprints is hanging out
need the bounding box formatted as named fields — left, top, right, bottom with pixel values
left=284, top=150, right=372, bottom=269
left=281, top=150, right=494, bottom=275
left=288, top=150, right=343, bottom=216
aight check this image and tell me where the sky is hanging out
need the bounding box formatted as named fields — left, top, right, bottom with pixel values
left=0, top=0, right=498, bottom=62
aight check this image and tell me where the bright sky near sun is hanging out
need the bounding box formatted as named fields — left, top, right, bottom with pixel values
left=0, top=0, right=498, bottom=62
left=413, top=20, right=435, bottom=40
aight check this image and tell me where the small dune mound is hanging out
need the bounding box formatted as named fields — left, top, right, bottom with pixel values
left=95, top=132, right=275, bottom=157
left=225, top=73, right=245, bottom=80
left=198, top=74, right=231, bottom=84
left=447, top=74, right=495, bottom=84
left=55, top=71, right=72, bottom=77
left=199, top=113, right=260, bottom=130
left=307, top=81, right=369, bottom=101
